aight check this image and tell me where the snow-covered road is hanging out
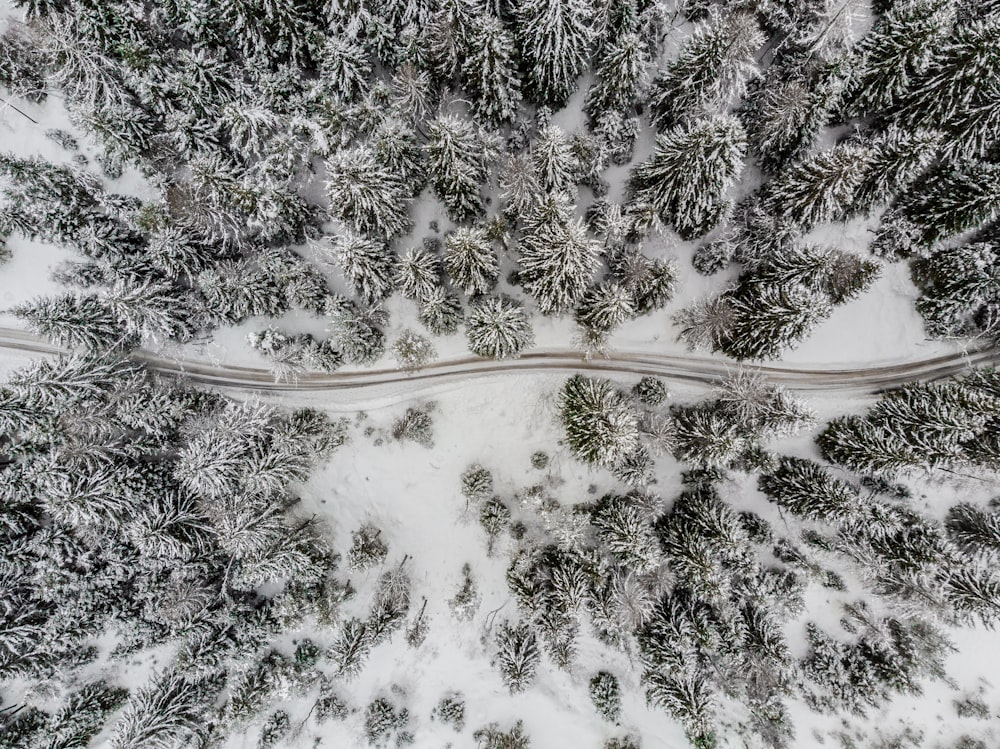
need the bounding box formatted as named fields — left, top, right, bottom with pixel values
left=0, top=326, right=995, bottom=396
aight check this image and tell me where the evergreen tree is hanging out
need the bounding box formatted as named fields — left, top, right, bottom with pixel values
left=13, top=293, right=128, bottom=351
left=894, top=162, right=1000, bottom=248
left=946, top=503, right=1000, bottom=559
left=495, top=621, right=541, bottom=694
left=840, top=0, right=956, bottom=117
left=394, top=244, right=442, bottom=302
left=849, top=127, right=940, bottom=216
left=499, top=154, right=543, bottom=218
left=514, top=0, right=593, bottom=107
left=721, top=284, right=834, bottom=360
left=466, top=295, right=534, bottom=359
left=575, top=282, right=636, bottom=346
left=424, top=113, right=496, bottom=222
left=627, top=116, right=746, bottom=239
left=647, top=11, right=763, bottom=130
left=898, top=18, right=1000, bottom=161
left=518, top=194, right=600, bottom=314
left=592, top=493, right=662, bottom=572
left=589, top=671, right=622, bottom=722
left=759, top=457, right=864, bottom=523
left=559, top=375, right=640, bottom=468
left=762, top=143, right=874, bottom=229
left=419, top=286, right=464, bottom=336
left=329, top=232, right=397, bottom=305
left=532, top=123, right=579, bottom=193
left=585, top=31, right=648, bottom=119
left=112, top=671, right=217, bottom=749
left=741, top=54, right=844, bottom=172
left=392, top=329, right=436, bottom=370
left=325, top=145, right=412, bottom=238
left=911, top=241, right=1000, bottom=338
left=461, top=15, right=522, bottom=125
left=444, top=227, right=499, bottom=296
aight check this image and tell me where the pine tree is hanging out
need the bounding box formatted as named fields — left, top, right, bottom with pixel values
left=592, top=493, right=662, bottom=572
left=849, top=128, right=940, bottom=216
left=328, top=618, right=372, bottom=679
left=395, top=244, right=441, bottom=302
left=840, top=0, right=956, bottom=117
left=40, top=681, right=129, bottom=749
left=466, top=295, right=534, bottom=359
left=575, top=282, right=636, bottom=345
left=894, top=162, right=1000, bottom=248
left=759, top=457, right=864, bottom=523
left=393, top=329, right=436, bottom=369
left=647, top=11, right=763, bottom=130
left=418, top=286, right=464, bottom=336
left=762, top=143, right=874, bottom=229
left=627, top=116, right=747, bottom=239
left=816, top=415, right=924, bottom=474
left=473, top=720, right=531, bottom=749
left=348, top=525, right=389, bottom=571
left=499, top=154, right=543, bottom=218
left=607, top=246, right=678, bottom=314
left=741, top=54, right=844, bottom=172
left=532, top=123, right=579, bottom=193
left=13, top=293, right=128, bottom=351
left=559, top=375, right=640, bottom=468
left=912, top=241, right=1000, bottom=339
left=425, top=113, right=495, bottom=222
left=589, top=671, right=622, bottom=722
left=585, top=31, right=648, bottom=119
left=112, top=671, right=217, bottom=749
left=461, top=15, right=522, bottom=125
left=325, top=145, right=412, bottom=238
left=898, top=18, right=1000, bottom=161
left=721, top=284, right=833, bottom=360
left=461, top=464, right=494, bottom=503
left=946, top=503, right=1000, bottom=558
left=444, top=227, right=499, bottom=296
left=329, top=232, right=397, bottom=305
left=518, top=195, right=600, bottom=314
left=514, top=0, right=593, bottom=107
left=495, top=621, right=541, bottom=693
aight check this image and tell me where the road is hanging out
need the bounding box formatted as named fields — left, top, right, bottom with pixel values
left=0, top=327, right=996, bottom=396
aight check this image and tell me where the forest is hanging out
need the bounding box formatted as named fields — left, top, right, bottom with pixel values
left=0, top=0, right=999, bottom=746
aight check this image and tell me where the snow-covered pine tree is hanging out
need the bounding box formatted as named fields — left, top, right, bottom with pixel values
left=514, top=0, right=593, bottom=107
left=518, top=194, right=600, bottom=314
left=12, top=293, right=128, bottom=351
left=762, top=142, right=875, bottom=229
left=575, top=281, right=635, bottom=347
left=740, top=53, right=844, bottom=172
left=627, top=115, right=746, bottom=239
left=848, top=127, right=940, bottom=216
left=946, top=503, right=1000, bottom=559
left=444, top=226, right=500, bottom=296
left=327, top=298, right=387, bottom=364
left=111, top=671, right=217, bottom=749
left=592, top=493, right=662, bottom=572
left=329, top=232, right=397, bottom=305
left=816, top=415, right=924, bottom=474
left=559, top=375, right=640, bottom=468
left=532, top=123, right=579, bottom=193
left=911, top=241, right=1000, bottom=338
left=424, top=113, right=495, bottom=222
left=839, top=0, right=956, bottom=117
left=461, top=14, right=522, bottom=125
left=749, top=243, right=881, bottom=305
left=721, top=284, right=834, bottom=360
left=589, top=671, right=622, bottom=723
left=495, top=621, right=541, bottom=693
left=466, top=295, right=534, bottom=359
left=647, top=11, right=763, bottom=130
left=607, top=245, right=678, bottom=314
left=393, top=329, right=436, bottom=369
left=585, top=31, right=648, bottom=120
left=473, top=720, right=531, bottom=749
left=499, top=154, right=543, bottom=222
left=319, top=36, right=373, bottom=103
left=418, top=285, right=464, bottom=335
left=759, top=457, right=865, bottom=523
left=395, top=243, right=442, bottom=302
left=898, top=18, right=1000, bottom=162
left=892, top=161, right=1000, bottom=249
left=325, top=145, right=412, bottom=238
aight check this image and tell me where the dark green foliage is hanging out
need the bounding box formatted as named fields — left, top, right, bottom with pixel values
left=633, top=377, right=669, bottom=406
left=759, top=457, right=865, bottom=523
left=946, top=503, right=1000, bottom=558
left=912, top=241, right=1000, bottom=339
left=646, top=13, right=762, bottom=130
left=627, top=116, right=746, bottom=239
left=364, top=697, right=409, bottom=747
left=432, top=693, right=466, bottom=732
left=495, top=621, right=540, bottom=693
left=515, top=0, right=593, bottom=107
left=473, top=720, right=531, bottom=749
left=559, top=375, right=639, bottom=469
left=589, top=671, right=622, bottom=722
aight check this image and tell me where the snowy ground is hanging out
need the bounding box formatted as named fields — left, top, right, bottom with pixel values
left=1, top=9, right=998, bottom=748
